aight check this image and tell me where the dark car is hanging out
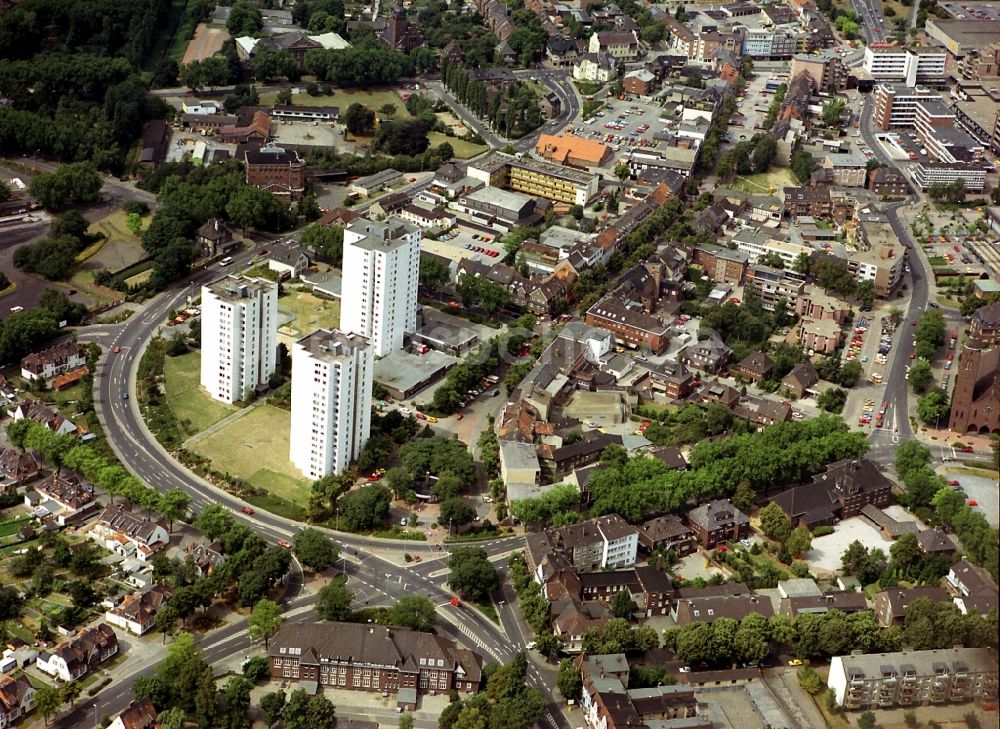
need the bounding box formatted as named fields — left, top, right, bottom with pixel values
left=122, top=391, right=129, bottom=400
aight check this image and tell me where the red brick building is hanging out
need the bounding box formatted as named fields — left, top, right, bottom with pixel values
left=268, top=623, right=482, bottom=699
left=244, top=145, right=305, bottom=200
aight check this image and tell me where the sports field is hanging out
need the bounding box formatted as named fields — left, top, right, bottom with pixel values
left=189, top=404, right=311, bottom=507
left=731, top=168, right=797, bottom=194
left=163, top=351, right=238, bottom=435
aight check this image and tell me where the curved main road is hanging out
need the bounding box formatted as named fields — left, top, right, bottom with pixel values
left=89, top=249, right=560, bottom=726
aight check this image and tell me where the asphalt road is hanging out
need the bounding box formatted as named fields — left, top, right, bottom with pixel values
left=0, top=220, right=52, bottom=321
left=88, top=245, right=564, bottom=727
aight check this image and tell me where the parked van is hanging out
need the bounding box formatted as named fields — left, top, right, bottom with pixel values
left=219, top=256, right=233, bottom=267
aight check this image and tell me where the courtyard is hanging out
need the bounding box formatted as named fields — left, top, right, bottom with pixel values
left=276, top=289, right=341, bottom=346
left=805, top=516, right=893, bottom=574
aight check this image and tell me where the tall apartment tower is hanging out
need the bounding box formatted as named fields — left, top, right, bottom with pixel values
left=201, top=275, right=278, bottom=404
left=289, top=329, right=373, bottom=478
left=340, top=216, right=421, bottom=357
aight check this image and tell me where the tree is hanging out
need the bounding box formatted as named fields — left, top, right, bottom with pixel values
left=337, top=485, right=391, bottom=532
left=201, top=55, right=231, bottom=90
left=179, top=60, right=204, bottom=92
left=448, top=547, right=499, bottom=601
left=344, top=103, right=376, bottom=136
left=60, top=681, right=82, bottom=709
left=243, top=655, right=271, bottom=682
left=759, top=502, right=793, bottom=542
left=917, top=390, right=949, bottom=425
left=300, top=224, right=343, bottom=261
left=196, top=503, right=234, bottom=541
left=908, top=358, right=933, bottom=393
left=889, top=533, right=921, bottom=573
left=821, top=98, right=846, bottom=126
left=895, top=440, right=931, bottom=480
left=839, top=360, right=863, bottom=388
left=248, top=599, right=284, bottom=649
left=387, top=595, right=437, bottom=632
left=379, top=103, right=397, bottom=117
left=857, top=710, right=878, bottom=729
left=158, top=488, right=191, bottom=532
left=786, top=527, right=812, bottom=558
left=226, top=186, right=284, bottom=235
left=611, top=588, right=633, bottom=619
left=293, top=528, right=339, bottom=572
left=0, top=179, right=10, bottom=202
left=29, top=163, right=102, bottom=212
left=260, top=691, right=287, bottom=728
left=227, top=1, right=264, bottom=34
left=440, top=497, right=477, bottom=528
left=790, top=149, right=818, bottom=184
left=316, top=576, right=354, bottom=620
left=34, top=685, right=61, bottom=726
left=155, top=603, right=180, bottom=643
left=159, top=707, right=186, bottom=729
left=557, top=658, right=582, bottom=701
left=817, top=387, right=847, bottom=414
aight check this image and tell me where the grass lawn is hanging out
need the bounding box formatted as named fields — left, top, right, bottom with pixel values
left=0, top=517, right=31, bottom=539
left=190, top=404, right=311, bottom=506
left=927, top=255, right=947, bottom=266
left=426, top=132, right=486, bottom=159
left=732, top=168, right=797, bottom=194
left=36, top=384, right=86, bottom=420
left=163, top=351, right=239, bottom=436
left=260, top=89, right=413, bottom=119
left=276, top=290, right=341, bottom=345
left=574, top=80, right=604, bottom=96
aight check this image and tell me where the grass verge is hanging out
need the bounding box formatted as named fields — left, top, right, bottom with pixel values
left=163, top=350, right=238, bottom=435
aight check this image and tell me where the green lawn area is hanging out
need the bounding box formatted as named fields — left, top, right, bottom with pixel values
left=927, top=255, right=947, bottom=266
left=276, top=290, right=341, bottom=345
left=573, top=80, right=604, bottom=96
left=0, top=518, right=31, bottom=539
left=36, top=384, right=86, bottom=420
left=190, top=404, right=311, bottom=509
left=163, top=351, right=239, bottom=436
left=426, top=132, right=486, bottom=159
left=260, top=89, right=413, bottom=119
left=731, top=168, right=797, bottom=194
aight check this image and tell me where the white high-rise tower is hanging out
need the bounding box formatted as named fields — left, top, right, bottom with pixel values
left=289, top=329, right=373, bottom=478
left=340, top=216, right=421, bottom=357
left=201, top=275, right=278, bottom=404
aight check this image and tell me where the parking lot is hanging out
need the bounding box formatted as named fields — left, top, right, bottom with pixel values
left=576, top=98, right=669, bottom=166
left=423, top=226, right=503, bottom=266
left=924, top=233, right=995, bottom=275
left=806, top=516, right=893, bottom=574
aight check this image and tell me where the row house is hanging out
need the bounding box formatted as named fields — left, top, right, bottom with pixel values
left=108, top=699, right=157, bottom=729
left=94, top=505, right=170, bottom=562
left=105, top=584, right=173, bottom=636
left=674, top=593, right=774, bottom=625
left=268, top=622, right=483, bottom=701
left=184, top=541, right=226, bottom=576
left=37, top=624, right=119, bottom=682
left=20, top=341, right=87, bottom=382
left=525, top=514, right=640, bottom=579
left=783, top=185, right=832, bottom=221
left=947, top=560, right=999, bottom=616
left=638, top=514, right=696, bottom=556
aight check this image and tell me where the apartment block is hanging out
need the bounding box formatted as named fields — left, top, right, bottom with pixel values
left=201, top=276, right=278, bottom=404
left=290, top=330, right=373, bottom=479
left=828, top=648, right=998, bottom=709
left=909, top=160, right=986, bottom=192
left=873, top=84, right=941, bottom=130
left=851, top=216, right=905, bottom=296
left=341, top=217, right=421, bottom=357
left=863, top=46, right=948, bottom=85
left=467, top=152, right=598, bottom=206
left=525, top=514, right=640, bottom=579
left=789, top=52, right=849, bottom=92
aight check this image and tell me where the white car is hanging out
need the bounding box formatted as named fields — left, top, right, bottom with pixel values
left=400, top=407, right=412, bottom=415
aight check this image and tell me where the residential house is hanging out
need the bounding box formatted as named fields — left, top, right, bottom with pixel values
left=552, top=597, right=613, bottom=653
left=637, top=514, right=695, bottom=556
left=783, top=185, right=832, bottom=220
left=868, top=165, right=911, bottom=196
left=800, top=316, right=844, bottom=355
left=0, top=674, right=34, bottom=729
left=585, top=294, right=670, bottom=354
left=736, top=351, right=774, bottom=382
left=700, top=382, right=740, bottom=409
left=779, top=591, right=869, bottom=618
left=268, top=241, right=311, bottom=279
left=588, top=30, right=641, bottom=60
left=873, top=586, right=950, bottom=627
left=547, top=36, right=578, bottom=66
left=947, top=559, right=999, bottom=616
left=184, top=541, right=226, bottom=576
left=752, top=398, right=793, bottom=426
left=27, top=468, right=96, bottom=525
left=539, top=92, right=562, bottom=119
left=771, top=458, right=892, bottom=529
left=623, top=69, right=657, bottom=96
left=781, top=362, right=819, bottom=398
left=107, top=698, right=157, bottom=729
left=674, top=593, right=774, bottom=624
left=686, top=499, right=749, bottom=548
left=970, top=302, right=1000, bottom=344
left=573, top=53, right=619, bottom=83
left=267, top=622, right=483, bottom=699
left=0, top=448, right=41, bottom=489
left=692, top=244, right=749, bottom=284
left=795, top=286, right=852, bottom=325
left=648, top=446, right=688, bottom=471
left=525, top=514, right=640, bottom=578
left=678, top=334, right=732, bottom=374
left=105, top=584, right=173, bottom=636
left=94, top=505, right=170, bottom=562
left=196, top=218, right=234, bottom=258
left=916, top=528, right=957, bottom=556
left=37, top=624, right=119, bottom=682
left=20, top=341, right=87, bottom=382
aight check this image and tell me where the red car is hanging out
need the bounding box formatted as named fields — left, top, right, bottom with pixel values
left=277, top=539, right=292, bottom=549
left=113, top=346, right=121, bottom=353
left=409, top=177, right=416, bottom=182
left=456, top=413, right=464, bottom=420
left=910, top=351, right=915, bottom=359
left=948, top=480, right=960, bottom=486
left=241, top=506, right=254, bottom=515
left=967, top=500, right=978, bottom=507
left=450, top=597, right=461, bottom=607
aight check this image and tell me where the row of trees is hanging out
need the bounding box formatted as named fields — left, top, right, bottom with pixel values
left=303, top=44, right=415, bottom=86
left=441, top=60, right=544, bottom=138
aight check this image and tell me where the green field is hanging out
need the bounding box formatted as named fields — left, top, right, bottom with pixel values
left=731, top=168, right=797, bottom=194
left=163, top=351, right=239, bottom=435
left=260, top=88, right=413, bottom=119
left=190, top=404, right=311, bottom=508
left=427, top=132, right=487, bottom=159
left=277, top=291, right=341, bottom=344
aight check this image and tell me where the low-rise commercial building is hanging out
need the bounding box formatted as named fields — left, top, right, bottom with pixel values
left=467, top=152, right=598, bottom=205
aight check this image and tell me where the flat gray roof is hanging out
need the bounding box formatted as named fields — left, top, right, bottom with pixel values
left=373, top=348, right=458, bottom=396
left=295, top=329, right=369, bottom=362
